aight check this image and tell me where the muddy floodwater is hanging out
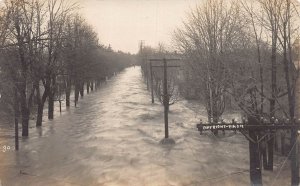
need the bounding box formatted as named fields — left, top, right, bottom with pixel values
left=0, top=67, right=293, bottom=186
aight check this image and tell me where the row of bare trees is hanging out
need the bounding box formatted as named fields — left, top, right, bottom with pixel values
left=0, top=0, right=134, bottom=138
left=0, top=0, right=77, bottom=136
left=174, top=0, right=299, bottom=184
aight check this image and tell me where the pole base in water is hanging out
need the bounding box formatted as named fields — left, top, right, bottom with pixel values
left=160, top=138, right=175, bottom=145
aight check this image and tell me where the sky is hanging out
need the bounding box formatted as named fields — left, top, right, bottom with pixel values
left=78, top=0, right=200, bottom=54
left=0, top=0, right=299, bottom=54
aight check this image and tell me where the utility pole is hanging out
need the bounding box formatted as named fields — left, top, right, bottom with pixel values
left=248, top=117, right=262, bottom=185
left=163, top=58, right=169, bottom=138
left=149, top=58, right=180, bottom=139
left=197, top=118, right=299, bottom=186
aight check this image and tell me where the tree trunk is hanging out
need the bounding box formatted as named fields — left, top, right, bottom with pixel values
left=274, top=133, right=279, bottom=152
left=80, top=82, right=84, bottom=97
left=262, top=148, right=268, bottom=170
left=21, top=103, right=29, bottom=137
left=19, top=86, right=30, bottom=137
left=36, top=84, right=48, bottom=127
left=249, top=134, right=262, bottom=185
left=87, top=81, right=90, bottom=94
left=291, top=128, right=299, bottom=186
left=47, top=74, right=56, bottom=120
left=75, top=83, right=79, bottom=107
left=36, top=102, right=44, bottom=127
left=14, top=87, right=19, bottom=150
left=280, top=15, right=299, bottom=184
left=268, top=31, right=277, bottom=171
left=66, top=79, right=71, bottom=107
left=266, top=137, right=274, bottom=170
left=91, top=81, right=94, bottom=91
left=260, top=140, right=268, bottom=170
left=281, top=133, right=286, bottom=155
left=286, top=5, right=299, bottom=184
left=48, top=92, right=54, bottom=120
left=209, top=97, right=219, bottom=135
left=212, top=116, right=219, bottom=135
left=66, top=88, right=70, bottom=107
left=36, top=84, right=42, bottom=127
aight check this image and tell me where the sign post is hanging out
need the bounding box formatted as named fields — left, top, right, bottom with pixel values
left=197, top=118, right=298, bottom=185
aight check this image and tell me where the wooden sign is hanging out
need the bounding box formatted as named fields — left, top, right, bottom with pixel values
left=197, top=123, right=298, bottom=132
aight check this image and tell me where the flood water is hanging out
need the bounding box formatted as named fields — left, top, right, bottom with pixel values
left=0, top=67, right=293, bottom=186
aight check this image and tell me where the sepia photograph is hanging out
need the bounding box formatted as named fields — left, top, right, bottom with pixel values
left=0, top=0, right=300, bottom=185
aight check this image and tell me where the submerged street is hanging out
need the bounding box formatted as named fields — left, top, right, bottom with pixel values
left=0, top=67, right=292, bottom=186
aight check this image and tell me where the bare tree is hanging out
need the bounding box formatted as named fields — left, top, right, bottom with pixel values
left=276, top=0, right=300, bottom=183
left=45, top=0, right=77, bottom=119
left=153, top=67, right=180, bottom=110
left=2, top=0, right=42, bottom=136
left=174, top=0, right=246, bottom=125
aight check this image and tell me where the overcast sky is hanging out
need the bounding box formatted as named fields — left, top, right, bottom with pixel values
left=78, top=0, right=200, bottom=54
left=0, top=0, right=299, bottom=54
